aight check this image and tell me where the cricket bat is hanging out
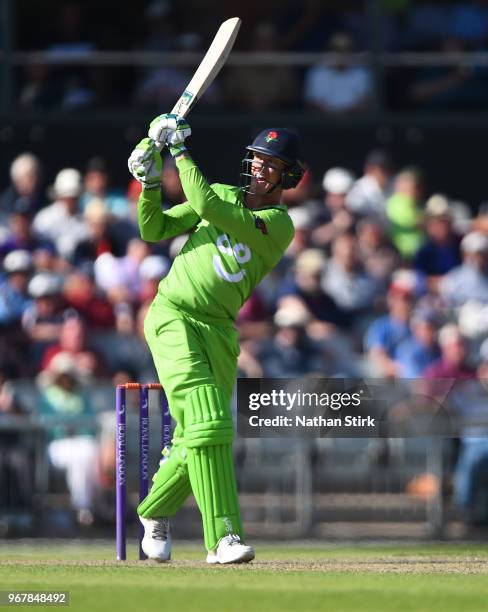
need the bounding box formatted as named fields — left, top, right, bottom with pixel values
left=171, top=17, right=241, bottom=118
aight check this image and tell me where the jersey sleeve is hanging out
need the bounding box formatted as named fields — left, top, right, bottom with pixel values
left=137, top=187, right=200, bottom=242
left=176, top=156, right=295, bottom=263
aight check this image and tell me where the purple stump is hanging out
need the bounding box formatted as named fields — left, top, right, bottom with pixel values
left=115, top=386, right=127, bottom=561
left=139, top=385, right=150, bottom=560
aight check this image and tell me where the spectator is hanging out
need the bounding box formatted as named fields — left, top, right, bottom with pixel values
left=45, top=2, right=97, bottom=110
left=93, top=238, right=150, bottom=305
left=258, top=302, right=324, bottom=377
left=285, top=207, right=314, bottom=261
left=0, top=250, right=33, bottom=328
left=277, top=249, right=349, bottom=333
left=37, top=352, right=99, bottom=526
left=19, top=63, right=57, bottom=110
left=346, top=149, right=393, bottom=222
left=237, top=291, right=270, bottom=341
left=395, top=307, right=441, bottom=378
left=41, top=315, right=105, bottom=380
left=386, top=167, right=425, bottom=260
left=22, top=273, right=66, bottom=369
left=423, top=324, right=476, bottom=379
left=441, top=231, right=488, bottom=308
left=138, top=255, right=170, bottom=305
left=408, top=37, right=488, bottom=110
left=0, top=153, right=43, bottom=225
left=73, top=198, right=136, bottom=264
left=311, top=167, right=356, bottom=249
left=63, top=269, right=115, bottom=329
left=0, top=200, right=56, bottom=258
left=33, top=168, right=91, bottom=261
left=322, top=232, right=379, bottom=316
left=365, top=271, right=418, bottom=377
left=356, top=218, right=401, bottom=287
left=225, top=23, right=298, bottom=111
left=79, top=157, right=129, bottom=218
left=414, top=194, right=462, bottom=290
left=304, top=32, right=373, bottom=115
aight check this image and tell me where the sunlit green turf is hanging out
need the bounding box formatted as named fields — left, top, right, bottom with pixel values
left=1, top=541, right=487, bottom=612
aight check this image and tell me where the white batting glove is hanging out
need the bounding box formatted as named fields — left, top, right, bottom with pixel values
left=148, top=113, right=191, bottom=156
left=128, top=138, right=162, bottom=189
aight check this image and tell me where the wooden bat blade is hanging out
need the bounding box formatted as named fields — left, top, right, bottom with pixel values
left=171, top=17, right=241, bottom=117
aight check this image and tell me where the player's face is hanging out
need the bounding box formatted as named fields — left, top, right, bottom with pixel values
left=250, top=154, right=285, bottom=194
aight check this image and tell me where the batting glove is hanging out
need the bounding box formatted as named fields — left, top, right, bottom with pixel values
left=148, top=113, right=191, bottom=157
left=128, top=138, right=162, bottom=190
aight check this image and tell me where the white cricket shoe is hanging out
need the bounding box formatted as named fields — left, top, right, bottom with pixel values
left=206, top=534, right=255, bottom=564
left=140, top=516, right=171, bottom=562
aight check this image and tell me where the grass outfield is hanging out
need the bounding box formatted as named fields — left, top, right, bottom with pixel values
left=1, top=541, right=488, bottom=611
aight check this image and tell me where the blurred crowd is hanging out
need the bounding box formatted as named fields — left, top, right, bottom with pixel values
left=12, top=0, right=488, bottom=113
left=1, top=141, right=488, bottom=530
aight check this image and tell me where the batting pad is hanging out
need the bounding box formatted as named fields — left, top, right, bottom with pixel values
left=137, top=443, right=192, bottom=518
left=184, top=384, right=244, bottom=551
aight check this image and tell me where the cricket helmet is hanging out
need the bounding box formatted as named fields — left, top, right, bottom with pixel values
left=240, top=128, right=305, bottom=193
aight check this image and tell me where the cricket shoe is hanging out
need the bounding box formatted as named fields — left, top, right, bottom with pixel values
left=140, top=516, right=171, bottom=562
left=206, top=534, right=255, bottom=564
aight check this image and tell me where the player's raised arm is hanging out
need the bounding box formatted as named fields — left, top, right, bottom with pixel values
left=148, top=114, right=297, bottom=261
left=128, top=137, right=200, bottom=242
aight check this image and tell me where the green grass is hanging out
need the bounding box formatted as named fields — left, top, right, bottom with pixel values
left=1, top=541, right=488, bottom=611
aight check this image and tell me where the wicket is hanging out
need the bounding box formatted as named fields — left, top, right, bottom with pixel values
left=115, top=383, right=172, bottom=561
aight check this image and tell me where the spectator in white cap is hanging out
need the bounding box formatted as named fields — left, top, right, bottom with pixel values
left=0, top=250, right=33, bottom=326
left=414, top=194, right=462, bottom=290
left=311, top=167, right=356, bottom=248
left=138, top=254, right=170, bottom=305
left=440, top=231, right=488, bottom=308
left=284, top=206, right=314, bottom=260
left=257, top=300, right=324, bottom=377
left=22, top=273, right=66, bottom=368
left=33, top=168, right=91, bottom=260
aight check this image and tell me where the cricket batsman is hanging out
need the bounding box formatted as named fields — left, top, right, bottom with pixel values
left=127, top=114, right=304, bottom=563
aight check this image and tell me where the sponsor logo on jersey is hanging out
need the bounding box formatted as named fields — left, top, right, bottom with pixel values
left=265, top=131, right=278, bottom=143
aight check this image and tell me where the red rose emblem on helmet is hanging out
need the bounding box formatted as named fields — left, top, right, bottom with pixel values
left=265, top=131, right=278, bottom=143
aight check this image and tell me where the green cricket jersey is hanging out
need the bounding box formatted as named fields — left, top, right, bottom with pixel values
left=138, top=156, right=294, bottom=325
